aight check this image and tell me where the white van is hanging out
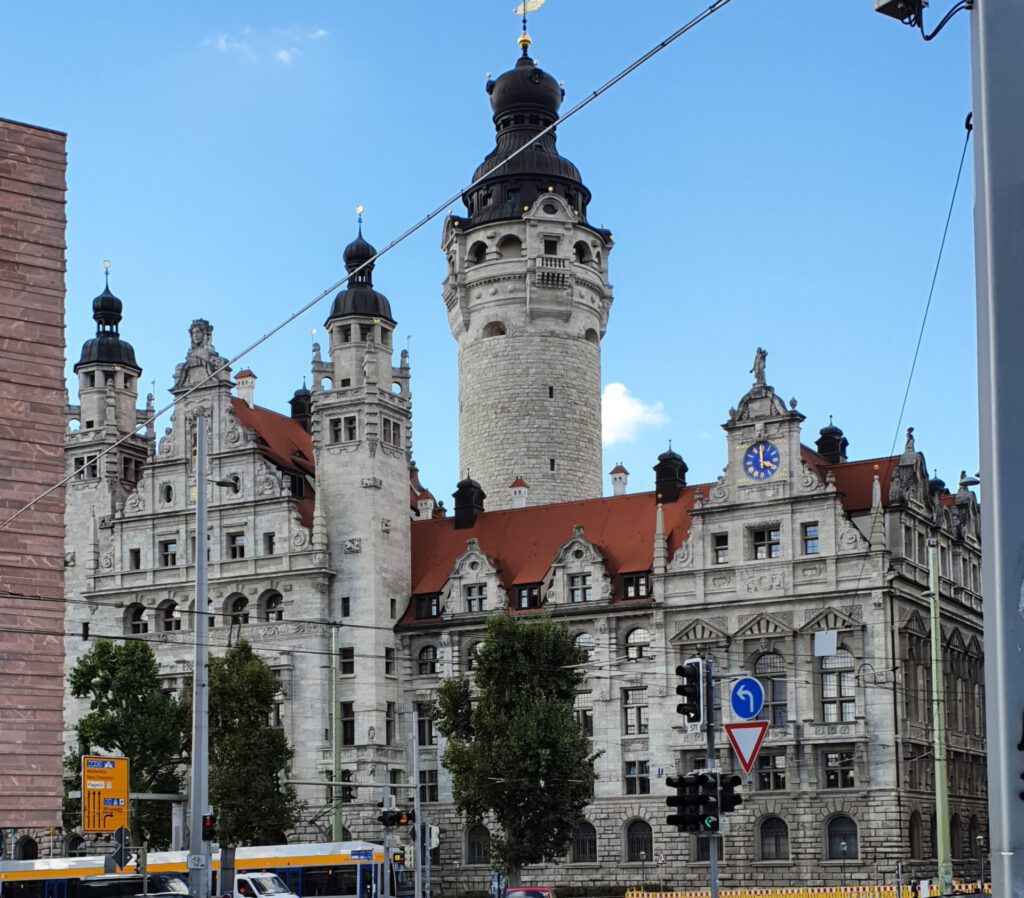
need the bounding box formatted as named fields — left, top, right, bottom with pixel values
left=233, top=871, right=299, bottom=898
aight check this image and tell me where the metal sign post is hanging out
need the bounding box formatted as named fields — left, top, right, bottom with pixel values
left=703, top=658, right=719, bottom=898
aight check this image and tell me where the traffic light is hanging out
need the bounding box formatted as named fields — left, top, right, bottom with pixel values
left=695, top=772, right=719, bottom=833
left=378, top=810, right=415, bottom=827
left=665, top=772, right=701, bottom=832
left=201, top=813, right=217, bottom=841
left=719, top=773, right=743, bottom=814
left=675, top=658, right=704, bottom=724
left=392, top=849, right=405, bottom=866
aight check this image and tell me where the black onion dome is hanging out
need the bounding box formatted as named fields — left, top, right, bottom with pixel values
left=75, top=282, right=140, bottom=373
left=462, top=39, right=591, bottom=227
left=657, top=447, right=684, bottom=464
left=326, top=228, right=395, bottom=325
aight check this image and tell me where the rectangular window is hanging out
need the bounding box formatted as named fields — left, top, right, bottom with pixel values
left=574, top=690, right=593, bottom=737
left=122, top=457, right=134, bottom=481
left=823, top=749, right=855, bottom=788
left=85, top=372, right=96, bottom=387
left=756, top=751, right=786, bottom=791
left=549, top=458, right=556, bottom=472
left=416, top=594, right=440, bottom=619
left=713, top=533, right=729, bottom=565
left=344, top=415, right=358, bottom=441
left=128, top=548, right=141, bottom=571
left=753, top=528, right=781, bottom=560
left=340, top=377, right=351, bottom=388
left=544, top=238, right=558, bottom=255
left=417, top=703, right=435, bottom=746
left=289, top=474, right=305, bottom=498
left=159, top=539, right=178, bottom=567
left=624, top=760, right=650, bottom=796
left=341, top=596, right=351, bottom=617
left=802, top=522, right=820, bottom=555
left=382, top=417, right=402, bottom=448
left=516, top=584, right=541, bottom=609
left=904, top=525, right=915, bottom=558
left=340, top=701, right=355, bottom=746
left=918, top=532, right=927, bottom=565
left=329, top=418, right=342, bottom=442
left=821, top=661, right=856, bottom=722
left=263, top=532, right=276, bottom=555
left=339, top=647, right=355, bottom=676
left=569, top=573, right=591, bottom=603
left=385, top=647, right=396, bottom=676
left=419, top=769, right=439, bottom=803
left=623, top=687, right=649, bottom=735
left=227, top=532, right=245, bottom=559
left=385, top=702, right=397, bottom=745
left=623, top=573, right=650, bottom=599
left=390, top=598, right=397, bottom=619
left=341, top=325, right=352, bottom=343
left=464, top=583, right=488, bottom=613
left=74, top=455, right=99, bottom=480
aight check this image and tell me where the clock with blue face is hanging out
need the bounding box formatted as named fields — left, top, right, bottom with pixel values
left=743, top=440, right=781, bottom=481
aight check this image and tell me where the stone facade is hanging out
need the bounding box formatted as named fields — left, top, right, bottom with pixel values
left=0, top=116, right=67, bottom=834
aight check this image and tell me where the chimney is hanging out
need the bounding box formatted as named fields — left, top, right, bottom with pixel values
left=610, top=463, right=629, bottom=496
left=236, top=369, right=257, bottom=408
left=418, top=495, right=436, bottom=519
left=654, top=446, right=687, bottom=504
left=509, top=477, right=529, bottom=509
left=453, top=477, right=486, bottom=529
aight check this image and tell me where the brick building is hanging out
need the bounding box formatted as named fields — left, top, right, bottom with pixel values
left=0, top=117, right=68, bottom=844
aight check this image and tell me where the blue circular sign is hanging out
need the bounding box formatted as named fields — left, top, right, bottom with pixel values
left=730, top=676, right=765, bottom=720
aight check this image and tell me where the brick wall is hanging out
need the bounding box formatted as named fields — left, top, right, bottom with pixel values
left=0, top=116, right=67, bottom=829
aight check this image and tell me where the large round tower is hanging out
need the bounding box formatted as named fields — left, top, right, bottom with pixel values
left=442, top=33, right=614, bottom=510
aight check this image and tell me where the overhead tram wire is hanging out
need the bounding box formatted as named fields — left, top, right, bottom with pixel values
left=0, top=0, right=735, bottom=534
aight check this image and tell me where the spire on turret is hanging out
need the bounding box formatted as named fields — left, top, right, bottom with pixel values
left=75, top=262, right=141, bottom=374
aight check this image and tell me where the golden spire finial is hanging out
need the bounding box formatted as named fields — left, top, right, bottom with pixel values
left=518, top=31, right=532, bottom=52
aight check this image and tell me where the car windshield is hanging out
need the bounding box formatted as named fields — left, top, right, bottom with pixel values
left=506, top=891, right=553, bottom=898
left=250, top=875, right=290, bottom=896
left=156, top=880, right=189, bottom=895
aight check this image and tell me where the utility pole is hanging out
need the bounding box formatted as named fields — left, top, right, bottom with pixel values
left=412, top=707, right=424, bottom=898
left=971, top=2, right=1024, bottom=896
left=704, top=658, right=719, bottom=898
left=187, top=416, right=211, bottom=898
left=927, top=536, right=952, bottom=894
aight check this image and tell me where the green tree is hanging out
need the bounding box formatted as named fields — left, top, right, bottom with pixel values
left=66, top=640, right=188, bottom=847
left=187, top=640, right=302, bottom=846
left=434, top=614, right=596, bottom=876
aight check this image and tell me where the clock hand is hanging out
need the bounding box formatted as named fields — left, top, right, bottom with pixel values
left=758, top=444, right=764, bottom=466
left=763, top=459, right=777, bottom=469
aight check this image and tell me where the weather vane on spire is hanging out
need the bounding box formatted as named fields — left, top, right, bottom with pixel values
left=103, top=259, right=111, bottom=287
left=514, top=0, right=545, bottom=52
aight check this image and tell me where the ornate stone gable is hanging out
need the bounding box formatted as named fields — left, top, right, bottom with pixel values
left=669, top=616, right=730, bottom=650
left=549, top=525, right=612, bottom=605
left=800, top=606, right=863, bottom=633
left=734, top=611, right=794, bottom=639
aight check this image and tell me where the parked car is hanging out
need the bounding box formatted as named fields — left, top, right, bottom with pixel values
left=505, top=888, right=557, bottom=898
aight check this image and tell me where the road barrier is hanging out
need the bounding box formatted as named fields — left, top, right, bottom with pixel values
left=626, top=884, right=991, bottom=898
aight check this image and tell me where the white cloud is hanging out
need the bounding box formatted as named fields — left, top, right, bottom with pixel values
left=275, top=49, right=293, bottom=64
left=211, top=33, right=254, bottom=59
left=602, top=382, right=667, bottom=445
left=309, top=28, right=329, bottom=40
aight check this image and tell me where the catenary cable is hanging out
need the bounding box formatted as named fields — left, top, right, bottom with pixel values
left=0, top=0, right=735, bottom=535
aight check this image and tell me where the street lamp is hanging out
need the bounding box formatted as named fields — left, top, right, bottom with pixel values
left=639, top=850, right=646, bottom=892
left=840, top=841, right=847, bottom=892
left=976, top=835, right=985, bottom=889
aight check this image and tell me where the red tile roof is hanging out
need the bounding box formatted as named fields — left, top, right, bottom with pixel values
left=509, top=477, right=529, bottom=489
left=229, top=397, right=314, bottom=527
left=236, top=369, right=256, bottom=379
left=610, top=464, right=629, bottom=475
left=801, top=447, right=900, bottom=514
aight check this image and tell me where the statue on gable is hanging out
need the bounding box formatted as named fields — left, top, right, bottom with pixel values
left=751, top=347, right=768, bottom=387
left=174, top=319, right=230, bottom=389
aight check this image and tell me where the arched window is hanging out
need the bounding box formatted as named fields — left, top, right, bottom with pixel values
left=65, top=833, right=86, bottom=856
left=126, top=604, right=147, bottom=635
left=950, top=814, right=962, bottom=859
left=827, top=815, right=859, bottom=859
left=229, top=595, right=249, bottom=625
left=821, top=648, right=855, bottom=722
left=573, top=241, right=592, bottom=264
left=625, top=819, right=652, bottom=862
left=159, top=601, right=181, bottom=632
left=467, top=825, right=490, bottom=865
left=909, top=811, right=923, bottom=859
left=584, top=328, right=599, bottom=345
left=468, top=241, right=487, bottom=265
left=483, top=321, right=507, bottom=338
left=760, top=816, right=789, bottom=860
left=496, top=234, right=522, bottom=259
left=626, top=628, right=650, bottom=661
left=15, top=836, right=38, bottom=860
left=261, top=591, right=284, bottom=622
left=571, top=820, right=597, bottom=863
left=575, top=632, right=595, bottom=660
left=755, top=653, right=787, bottom=726
left=419, top=645, right=438, bottom=675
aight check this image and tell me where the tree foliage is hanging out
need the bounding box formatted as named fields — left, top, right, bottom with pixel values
left=434, top=615, right=596, bottom=876
left=66, top=640, right=188, bottom=847
left=183, top=640, right=302, bottom=846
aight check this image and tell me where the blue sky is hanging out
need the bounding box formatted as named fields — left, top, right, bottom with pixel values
left=2, top=2, right=977, bottom=500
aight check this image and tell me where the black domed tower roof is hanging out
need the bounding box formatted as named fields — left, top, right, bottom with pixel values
left=326, top=225, right=395, bottom=325
left=74, top=278, right=141, bottom=373
left=461, top=33, right=592, bottom=227
left=815, top=417, right=849, bottom=464
left=654, top=444, right=688, bottom=504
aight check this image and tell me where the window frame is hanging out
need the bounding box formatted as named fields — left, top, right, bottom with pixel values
left=752, top=527, right=782, bottom=560
left=802, top=522, right=820, bottom=555
left=823, top=747, right=856, bottom=789
left=569, top=573, right=592, bottom=603
left=622, top=687, right=649, bottom=736
left=760, top=816, right=790, bottom=861
left=624, top=760, right=650, bottom=796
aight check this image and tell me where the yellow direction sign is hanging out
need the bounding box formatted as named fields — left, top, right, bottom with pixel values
left=82, top=755, right=130, bottom=833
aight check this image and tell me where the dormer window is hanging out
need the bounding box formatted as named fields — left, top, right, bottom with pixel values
left=464, top=583, right=487, bottom=613
left=516, top=584, right=541, bottom=610
left=415, top=594, right=440, bottom=619
left=569, top=573, right=591, bottom=603
left=622, top=573, right=650, bottom=599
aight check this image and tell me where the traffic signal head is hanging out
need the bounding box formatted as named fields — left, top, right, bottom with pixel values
left=378, top=810, right=397, bottom=827
left=396, top=810, right=415, bottom=826
left=675, top=658, right=704, bottom=724
left=694, top=772, right=719, bottom=832
left=392, top=849, right=405, bottom=866
left=665, top=773, right=701, bottom=832
left=201, top=813, right=217, bottom=841
left=719, top=773, right=743, bottom=813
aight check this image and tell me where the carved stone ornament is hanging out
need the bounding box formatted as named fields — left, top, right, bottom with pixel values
left=361, top=477, right=383, bottom=489
left=838, top=518, right=865, bottom=552
left=291, top=529, right=310, bottom=550
left=256, top=460, right=279, bottom=497
left=668, top=538, right=693, bottom=571
left=226, top=419, right=243, bottom=446
left=343, top=538, right=362, bottom=554
left=100, top=551, right=114, bottom=571
left=124, top=490, right=144, bottom=513
left=381, top=517, right=392, bottom=533
left=744, top=571, right=784, bottom=593
left=708, top=477, right=729, bottom=505
left=159, top=428, right=174, bottom=456
left=797, top=460, right=821, bottom=493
